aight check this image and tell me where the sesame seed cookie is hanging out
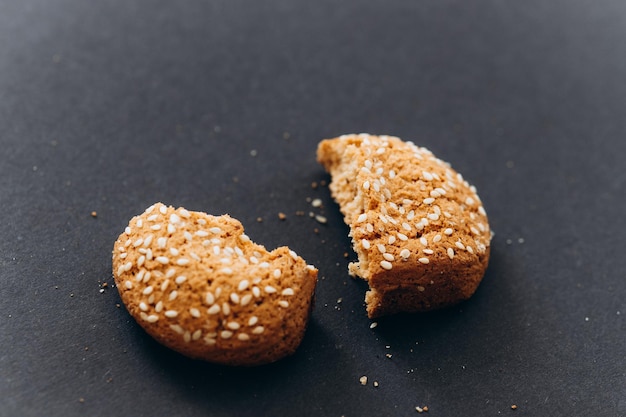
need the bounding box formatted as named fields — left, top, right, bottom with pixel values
left=112, top=203, right=318, bottom=366
left=317, top=134, right=491, bottom=318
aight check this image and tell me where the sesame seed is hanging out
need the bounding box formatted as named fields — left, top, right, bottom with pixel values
left=470, top=226, right=480, bottom=235
left=418, top=257, right=430, bottom=264
left=230, top=293, right=240, bottom=304
left=142, top=286, right=153, bottom=295
left=402, top=222, right=412, bottom=231
left=183, top=231, right=193, bottom=241
left=423, top=249, right=434, bottom=254
left=156, top=256, right=169, bottom=264
left=222, top=302, right=231, bottom=315
left=422, top=171, right=434, bottom=181
left=179, top=208, right=190, bottom=218
left=423, top=197, right=435, bottom=205
left=380, top=260, right=393, bottom=270
left=315, top=214, right=328, bottom=224
left=455, top=241, right=466, bottom=250
left=155, top=301, right=163, bottom=312
left=168, top=290, right=178, bottom=301
left=220, top=267, right=233, bottom=275
left=363, top=181, right=370, bottom=190
left=143, top=235, right=153, bottom=247
left=133, top=238, right=144, bottom=247
left=192, top=330, right=202, bottom=341
left=164, top=310, right=178, bottom=318
left=278, top=300, right=289, bottom=308
left=170, top=324, right=184, bottom=335
left=237, top=280, right=250, bottom=292
left=444, top=228, right=454, bottom=235
left=420, top=237, right=428, bottom=246
left=237, top=333, right=250, bottom=341
left=209, top=227, right=222, bottom=234
left=169, top=248, right=179, bottom=256
left=240, top=294, right=252, bottom=306
left=377, top=244, right=386, bottom=253
left=146, top=249, right=153, bottom=260
left=252, top=326, right=265, bottom=334
left=289, top=250, right=298, bottom=261
left=169, top=213, right=180, bottom=224
left=175, top=275, right=187, bottom=285
left=139, top=302, right=148, bottom=311
left=357, top=213, right=367, bottom=223
left=389, top=170, right=396, bottom=179
left=205, top=292, right=215, bottom=305
left=167, top=224, right=176, bottom=234
left=252, top=286, right=261, bottom=297
left=189, top=308, right=201, bottom=318
left=165, top=268, right=176, bottom=278
left=264, top=285, right=277, bottom=294
left=372, top=181, right=380, bottom=192
left=366, top=223, right=374, bottom=233
left=282, top=288, right=294, bottom=296
left=176, top=258, right=190, bottom=266
left=427, top=213, right=439, bottom=221
left=150, top=224, right=161, bottom=231
left=158, top=205, right=167, bottom=214
left=207, top=305, right=220, bottom=315
left=220, top=330, right=233, bottom=339
left=136, top=219, right=143, bottom=228
left=183, top=331, right=191, bottom=342
left=135, top=270, right=145, bottom=282
left=383, top=253, right=395, bottom=261
left=397, top=233, right=409, bottom=241
left=147, top=214, right=158, bottom=222
left=146, top=314, right=159, bottom=323
left=466, top=246, right=474, bottom=254
left=311, top=198, right=323, bottom=207
left=400, top=249, right=410, bottom=259
left=465, top=197, right=475, bottom=205
left=125, top=227, right=131, bottom=235
left=433, top=234, right=442, bottom=243
left=204, top=337, right=217, bottom=345
left=273, top=269, right=281, bottom=278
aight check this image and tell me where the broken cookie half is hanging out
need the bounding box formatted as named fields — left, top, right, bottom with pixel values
left=317, top=134, right=491, bottom=318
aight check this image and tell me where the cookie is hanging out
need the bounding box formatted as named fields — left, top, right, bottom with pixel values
left=112, top=203, right=318, bottom=366
left=317, top=134, right=492, bottom=318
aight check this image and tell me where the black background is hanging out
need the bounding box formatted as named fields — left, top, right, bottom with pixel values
left=1, top=1, right=625, bottom=416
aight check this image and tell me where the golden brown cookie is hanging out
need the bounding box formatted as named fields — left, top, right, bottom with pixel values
left=317, top=134, right=492, bottom=318
left=112, top=203, right=318, bottom=366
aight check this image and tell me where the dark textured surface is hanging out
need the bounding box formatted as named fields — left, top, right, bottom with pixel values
left=1, top=1, right=625, bottom=416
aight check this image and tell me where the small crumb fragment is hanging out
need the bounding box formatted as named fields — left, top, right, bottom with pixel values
left=78, top=398, right=85, bottom=403
left=373, top=381, right=379, bottom=387
left=295, top=210, right=305, bottom=216
left=278, top=212, right=287, bottom=221
left=343, top=252, right=349, bottom=258
left=91, top=211, right=98, bottom=218
left=256, top=217, right=263, bottom=223
left=370, top=322, right=378, bottom=329
left=311, top=181, right=318, bottom=189
left=511, top=404, right=518, bottom=410
left=311, top=198, right=323, bottom=208
left=101, top=282, right=108, bottom=288
left=250, top=149, right=257, bottom=157
left=385, top=353, right=392, bottom=359
left=415, top=405, right=429, bottom=413
left=359, top=376, right=368, bottom=385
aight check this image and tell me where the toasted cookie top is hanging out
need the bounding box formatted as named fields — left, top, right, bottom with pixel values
left=112, top=203, right=318, bottom=365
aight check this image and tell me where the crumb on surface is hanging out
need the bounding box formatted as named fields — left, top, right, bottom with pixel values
left=359, top=375, right=368, bottom=385
left=278, top=212, right=287, bottom=220
left=91, top=211, right=97, bottom=218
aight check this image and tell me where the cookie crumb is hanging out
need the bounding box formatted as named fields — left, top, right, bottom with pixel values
left=511, top=405, right=518, bottom=410
left=415, top=406, right=429, bottom=413
left=256, top=217, right=263, bottom=223
left=311, top=182, right=318, bottom=189
left=359, top=376, right=368, bottom=385
left=278, top=212, right=287, bottom=221
left=91, top=211, right=97, bottom=218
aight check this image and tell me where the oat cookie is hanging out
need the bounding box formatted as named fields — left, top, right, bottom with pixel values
left=317, top=134, right=491, bottom=318
left=112, top=203, right=318, bottom=366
